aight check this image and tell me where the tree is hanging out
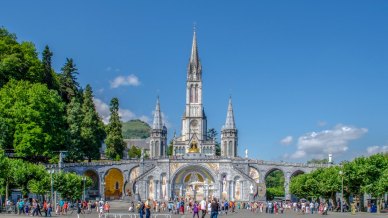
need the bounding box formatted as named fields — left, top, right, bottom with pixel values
left=66, top=97, right=84, bottom=162
left=167, top=140, right=174, bottom=156
left=0, top=27, right=44, bottom=87
left=105, top=97, right=125, bottom=160
left=307, top=158, right=329, bottom=164
left=265, top=170, right=285, bottom=200
left=128, top=145, right=141, bottom=158
left=41, top=45, right=57, bottom=90
left=54, top=171, right=92, bottom=201
left=207, top=128, right=221, bottom=156
left=59, top=58, right=80, bottom=103
left=0, top=80, right=67, bottom=162
left=81, top=85, right=106, bottom=162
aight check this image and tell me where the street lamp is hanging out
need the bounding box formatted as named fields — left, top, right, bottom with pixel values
left=47, top=169, right=57, bottom=208
left=82, top=176, right=86, bottom=201
left=339, top=170, right=344, bottom=213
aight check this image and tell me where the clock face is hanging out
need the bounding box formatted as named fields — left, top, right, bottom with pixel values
left=190, top=120, right=198, bottom=127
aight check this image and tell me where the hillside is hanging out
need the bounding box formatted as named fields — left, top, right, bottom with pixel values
left=122, top=119, right=151, bottom=139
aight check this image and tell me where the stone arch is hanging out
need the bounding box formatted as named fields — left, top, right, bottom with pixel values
left=233, top=176, right=242, bottom=201
left=123, top=166, right=139, bottom=197
left=291, top=169, right=305, bottom=178
left=104, top=168, right=124, bottom=200
left=171, top=164, right=216, bottom=201
left=84, top=169, right=99, bottom=198
left=147, top=175, right=155, bottom=200
left=264, top=168, right=285, bottom=201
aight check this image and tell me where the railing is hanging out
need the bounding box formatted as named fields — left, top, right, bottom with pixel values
left=104, top=213, right=172, bottom=218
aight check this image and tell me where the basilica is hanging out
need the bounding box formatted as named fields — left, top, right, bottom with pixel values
left=60, top=31, right=320, bottom=202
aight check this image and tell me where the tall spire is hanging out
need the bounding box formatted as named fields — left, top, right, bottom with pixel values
left=190, top=26, right=199, bottom=65
left=152, top=97, right=163, bottom=130
left=224, top=97, right=236, bottom=129
left=187, top=26, right=202, bottom=79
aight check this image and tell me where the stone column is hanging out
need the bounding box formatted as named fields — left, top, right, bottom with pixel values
left=284, top=172, right=291, bottom=200
left=240, top=180, right=245, bottom=201
left=145, top=180, right=149, bottom=200
left=228, top=180, right=233, bottom=200
left=154, top=180, right=159, bottom=200
left=230, top=181, right=235, bottom=201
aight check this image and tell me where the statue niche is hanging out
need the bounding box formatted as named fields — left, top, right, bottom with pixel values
left=188, top=141, right=199, bottom=153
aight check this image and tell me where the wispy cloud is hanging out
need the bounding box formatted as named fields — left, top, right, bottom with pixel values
left=110, top=75, right=140, bottom=88
left=367, top=145, right=388, bottom=155
left=93, top=98, right=150, bottom=124
left=284, top=124, right=367, bottom=160
left=280, top=136, right=293, bottom=145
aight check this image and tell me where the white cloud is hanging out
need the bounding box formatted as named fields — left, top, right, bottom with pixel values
left=93, top=98, right=110, bottom=124
left=110, top=75, right=140, bottom=88
left=287, top=124, right=368, bottom=160
left=280, top=136, right=293, bottom=145
left=93, top=98, right=150, bottom=124
left=367, top=145, right=388, bottom=155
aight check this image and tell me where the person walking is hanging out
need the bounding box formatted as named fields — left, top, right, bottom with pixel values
left=145, top=198, right=151, bottom=218
left=200, top=198, right=207, bottom=218
left=210, top=198, right=219, bottom=218
left=138, top=201, right=145, bottom=218
left=192, top=202, right=200, bottom=218
left=77, top=201, right=82, bottom=218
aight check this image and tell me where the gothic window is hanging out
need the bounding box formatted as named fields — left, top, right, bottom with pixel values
left=195, top=85, right=198, bottom=103
left=228, top=141, right=233, bottom=157
left=189, top=85, right=193, bottom=103
left=223, top=141, right=227, bottom=156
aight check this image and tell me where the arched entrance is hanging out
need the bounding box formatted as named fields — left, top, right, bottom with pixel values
left=104, top=168, right=124, bottom=200
left=124, top=167, right=139, bottom=197
left=84, top=170, right=99, bottom=199
left=265, top=168, right=285, bottom=200
left=172, top=165, right=216, bottom=201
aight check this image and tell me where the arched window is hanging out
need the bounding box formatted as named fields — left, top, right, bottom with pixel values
left=196, top=85, right=198, bottom=103
left=228, top=141, right=233, bottom=157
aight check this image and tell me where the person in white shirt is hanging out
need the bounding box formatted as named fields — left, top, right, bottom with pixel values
left=200, top=199, right=207, bottom=218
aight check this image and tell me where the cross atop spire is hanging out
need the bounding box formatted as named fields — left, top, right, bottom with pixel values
left=223, top=97, right=236, bottom=129
left=152, top=97, right=163, bottom=130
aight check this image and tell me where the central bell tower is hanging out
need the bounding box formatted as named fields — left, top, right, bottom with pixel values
left=181, top=29, right=207, bottom=145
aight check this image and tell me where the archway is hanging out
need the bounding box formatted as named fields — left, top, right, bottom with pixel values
left=104, top=168, right=124, bottom=200
left=84, top=170, right=99, bottom=199
left=172, top=165, right=216, bottom=201
left=265, top=168, right=285, bottom=200
left=124, top=167, right=139, bottom=197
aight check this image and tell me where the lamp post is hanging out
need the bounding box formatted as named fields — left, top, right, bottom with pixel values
left=82, top=176, right=86, bottom=201
left=48, top=169, right=54, bottom=204
left=339, top=170, right=344, bottom=213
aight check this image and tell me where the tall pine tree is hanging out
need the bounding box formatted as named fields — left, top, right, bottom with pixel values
left=105, top=97, right=125, bottom=160
left=41, top=45, right=56, bottom=90
left=59, top=58, right=80, bottom=103
left=81, top=85, right=105, bottom=162
left=66, top=97, right=84, bottom=162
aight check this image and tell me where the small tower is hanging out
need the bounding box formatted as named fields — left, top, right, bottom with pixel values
left=221, top=98, right=238, bottom=158
left=150, top=97, right=167, bottom=158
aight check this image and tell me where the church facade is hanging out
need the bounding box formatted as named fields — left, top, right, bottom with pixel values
left=56, top=31, right=323, bottom=202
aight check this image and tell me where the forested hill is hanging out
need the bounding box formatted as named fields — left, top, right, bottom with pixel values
left=122, top=119, right=151, bottom=139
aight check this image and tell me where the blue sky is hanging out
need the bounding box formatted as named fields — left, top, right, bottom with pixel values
left=1, top=0, right=388, bottom=162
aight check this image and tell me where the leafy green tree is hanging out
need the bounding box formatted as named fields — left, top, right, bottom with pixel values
left=307, top=158, right=329, bottom=164
left=290, top=173, right=310, bottom=199
left=167, top=140, right=174, bottom=156
left=265, top=170, right=285, bottom=200
left=0, top=27, right=44, bottom=87
left=105, top=97, right=125, bottom=159
left=59, top=58, right=80, bottom=103
left=81, top=85, right=106, bottom=162
left=207, top=128, right=221, bottom=156
left=54, top=172, right=92, bottom=201
left=128, top=145, right=141, bottom=158
left=0, top=80, right=67, bottom=162
left=66, top=97, right=84, bottom=162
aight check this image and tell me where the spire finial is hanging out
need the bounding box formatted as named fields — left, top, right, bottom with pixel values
left=193, top=22, right=197, bottom=33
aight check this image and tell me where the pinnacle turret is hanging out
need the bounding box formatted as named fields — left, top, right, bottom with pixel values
left=223, top=97, right=236, bottom=129
left=152, top=97, right=163, bottom=130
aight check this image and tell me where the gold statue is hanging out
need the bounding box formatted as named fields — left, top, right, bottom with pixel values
left=188, top=141, right=199, bottom=153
